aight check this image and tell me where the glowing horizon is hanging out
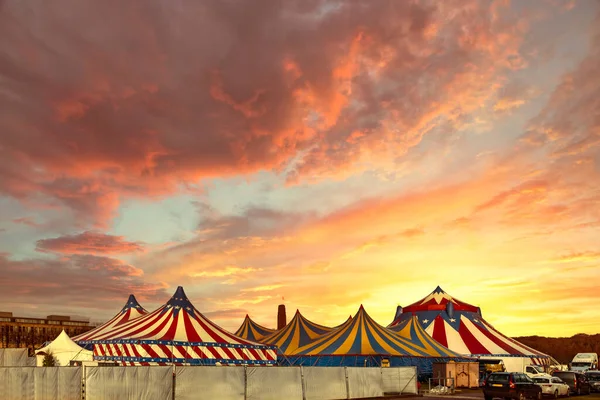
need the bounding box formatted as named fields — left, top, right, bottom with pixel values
left=1, top=0, right=599, bottom=339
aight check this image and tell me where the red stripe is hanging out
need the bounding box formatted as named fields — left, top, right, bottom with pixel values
left=106, top=344, right=115, bottom=357
left=248, top=349, right=260, bottom=360
left=194, top=310, right=252, bottom=344
left=141, top=344, right=161, bottom=359
left=233, top=348, right=248, bottom=360
left=116, top=309, right=132, bottom=326
left=432, top=315, right=448, bottom=347
left=182, top=311, right=202, bottom=342
left=220, top=346, right=236, bottom=359
left=191, top=346, right=206, bottom=359
left=471, top=320, right=521, bottom=355
left=137, top=310, right=174, bottom=339
left=193, top=314, right=226, bottom=343
left=113, top=344, right=123, bottom=358
left=122, top=345, right=132, bottom=358
left=158, top=344, right=175, bottom=359
left=458, top=319, right=489, bottom=354
left=161, top=310, right=180, bottom=340
left=131, top=344, right=144, bottom=359
left=175, top=345, right=193, bottom=359
left=207, top=346, right=221, bottom=359
left=97, top=307, right=167, bottom=340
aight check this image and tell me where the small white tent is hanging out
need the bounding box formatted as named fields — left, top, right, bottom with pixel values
left=35, top=330, right=93, bottom=366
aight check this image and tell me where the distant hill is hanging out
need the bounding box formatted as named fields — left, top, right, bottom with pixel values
left=513, top=334, right=600, bottom=364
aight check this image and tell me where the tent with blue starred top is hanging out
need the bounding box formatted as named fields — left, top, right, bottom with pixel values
left=73, top=294, right=147, bottom=342
left=79, top=286, right=277, bottom=366
left=388, top=286, right=552, bottom=366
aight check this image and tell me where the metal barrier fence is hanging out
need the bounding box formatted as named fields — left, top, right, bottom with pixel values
left=0, top=365, right=418, bottom=400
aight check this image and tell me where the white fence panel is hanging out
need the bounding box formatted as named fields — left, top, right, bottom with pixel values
left=302, top=366, right=347, bottom=400
left=381, top=367, right=417, bottom=394
left=246, top=366, right=303, bottom=400
left=33, top=367, right=82, bottom=400
left=0, top=349, right=29, bottom=366
left=399, top=366, right=418, bottom=394
left=0, top=367, right=35, bottom=400
left=175, top=366, right=245, bottom=400
left=85, top=366, right=173, bottom=400
left=346, top=367, right=383, bottom=399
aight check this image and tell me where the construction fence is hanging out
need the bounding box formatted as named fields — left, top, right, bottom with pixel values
left=0, top=365, right=418, bottom=400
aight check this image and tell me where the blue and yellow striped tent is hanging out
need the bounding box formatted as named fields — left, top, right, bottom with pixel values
left=388, top=315, right=460, bottom=357
left=289, top=305, right=460, bottom=357
left=234, top=315, right=276, bottom=342
left=260, top=310, right=334, bottom=354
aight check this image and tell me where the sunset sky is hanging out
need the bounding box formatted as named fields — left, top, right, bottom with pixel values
left=1, top=0, right=599, bottom=338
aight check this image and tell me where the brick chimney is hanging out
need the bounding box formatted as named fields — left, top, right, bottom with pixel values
left=277, top=304, right=287, bottom=330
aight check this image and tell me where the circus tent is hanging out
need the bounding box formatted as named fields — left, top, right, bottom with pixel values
left=36, top=330, right=93, bottom=366
left=388, top=286, right=551, bottom=366
left=73, top=294, right=148, bottom=342
left=285, top=305, right=465, bottom=369
left=234, top=315, right=276, bottom=342
left=79, top=286, right=277, bottom=366
left=291, top=305, right=460, bottom=358
left=259, top=310, right=335, bottom=355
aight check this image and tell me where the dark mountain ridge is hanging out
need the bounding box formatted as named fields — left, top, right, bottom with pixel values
left=514, top=333, right=600, bottom=364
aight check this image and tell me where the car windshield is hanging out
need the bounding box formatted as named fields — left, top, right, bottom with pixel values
left=531, top=366, right=544, bottom=374
left=533, top=378, right=549, bottom=383
left=488, top=374, right=510, bottom=383
left=586, top=374, right=600, bottom=382
left=572, top=362, right=591, bottom=367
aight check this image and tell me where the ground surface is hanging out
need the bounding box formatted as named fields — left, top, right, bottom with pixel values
left=373, top=389, right=600, bottom=400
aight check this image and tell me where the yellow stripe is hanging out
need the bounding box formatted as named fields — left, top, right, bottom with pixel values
left=335, top=313, right=362, bottom=355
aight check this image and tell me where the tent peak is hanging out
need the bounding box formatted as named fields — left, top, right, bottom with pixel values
left=165, top=286, right=195, bottom=313
left=433, top=285, right=445, bottom=294
left=122, top=294, right=144, bottom=312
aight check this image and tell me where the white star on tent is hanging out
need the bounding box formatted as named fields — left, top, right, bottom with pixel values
left=186, top=307, right=191, bottom=311
left=422, top=319, right=429, bottom=324
left=450, top=318, right=456, bottom=322
left=175, top=305, right=181, bottom=309
left=473, top=319, right=479, bottom=323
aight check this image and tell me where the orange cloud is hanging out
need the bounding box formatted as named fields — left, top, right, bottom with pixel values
left=36, top=231, right=146, bottom=255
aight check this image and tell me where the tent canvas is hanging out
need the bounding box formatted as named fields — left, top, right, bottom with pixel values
left=388, top=286, right=551, bottom=365
left=80, top=286, right=277, bottom=366
left=73, top=294, right=148, bottom=342
left=35, top=330, right=93, bottom=366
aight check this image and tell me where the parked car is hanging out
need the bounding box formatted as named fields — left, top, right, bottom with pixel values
left=527, top=365, right=552, bottom=379
left=552, top=371, right=591, bottom=396
left=585, top=371, right=600, bottom=393
left=533, top=376, right=570, bottom=398
left=483, top=372, right=543, bottom=400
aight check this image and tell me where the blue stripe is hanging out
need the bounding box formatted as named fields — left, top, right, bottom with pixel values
left=94, top=355, right=275, bottom=365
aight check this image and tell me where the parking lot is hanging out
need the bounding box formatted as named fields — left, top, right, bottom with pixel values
left=419, top=389, right=600, bottom=400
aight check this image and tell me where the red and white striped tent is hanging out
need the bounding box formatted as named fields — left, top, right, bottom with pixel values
left=388, top=286, right=551, bottom=366
left=78, top=286, right=277, bottom=366
left=73, top=294, right=147, bottom=342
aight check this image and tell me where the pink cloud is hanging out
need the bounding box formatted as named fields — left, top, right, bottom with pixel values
left=36, top=231, right=145, bottom=255
left=0, top=0, right=533, bottom=226
left=0, top=253, right=167, bottom=312
left=12, top=217, right=42, bottom=227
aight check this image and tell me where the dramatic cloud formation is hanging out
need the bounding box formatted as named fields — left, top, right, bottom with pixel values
left=36, top=231, right=145, bottom=254
left=0, top=0, right=599, bottom=336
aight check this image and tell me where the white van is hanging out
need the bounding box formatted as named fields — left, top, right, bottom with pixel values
left=570, top=353, right=598, bottom=372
